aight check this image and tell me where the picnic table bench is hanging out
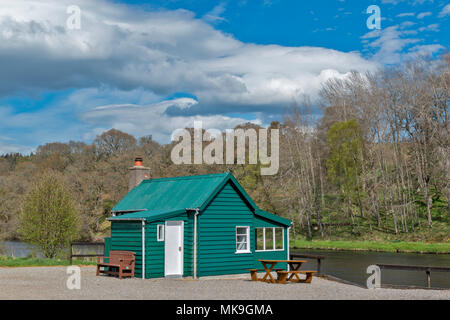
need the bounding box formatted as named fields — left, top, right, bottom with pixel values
left=247, top=268, right=284, bottom=281
left=250, top=260, right=315, bottom=284
left=276, top=270, right=316, bottom=284
left=96, top=250, right=136, bottom=279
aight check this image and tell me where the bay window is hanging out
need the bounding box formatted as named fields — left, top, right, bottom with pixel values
left=255, top=227, right=284, bottom=251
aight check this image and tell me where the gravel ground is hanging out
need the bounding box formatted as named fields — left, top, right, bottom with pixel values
left=0, top=266, right=448, bottom=300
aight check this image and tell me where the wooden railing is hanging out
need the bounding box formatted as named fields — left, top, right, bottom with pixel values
left=69, top=242, right=105, bottom=265
left=377, top=264, right=450, bottom=289
left=290, top=253, right=325, bottom=275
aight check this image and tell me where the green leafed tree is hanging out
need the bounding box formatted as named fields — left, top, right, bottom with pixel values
left=19, top=172, right=80, bottom=258
left=326, top=119, right=365, bottom=220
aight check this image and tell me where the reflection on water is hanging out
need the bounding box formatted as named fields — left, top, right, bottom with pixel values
left=0, top=241, right=104, bottom=259
left=293, top=249, right=450, bottom=289
left=0, top=241, right=44, bottom=258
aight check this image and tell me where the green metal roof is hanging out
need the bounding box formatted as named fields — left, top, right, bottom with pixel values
left=254, top=209, right=291, bottom=227
left=111, top=172, right=228, bottom=212
left=109, top=171, right=290, bottom=226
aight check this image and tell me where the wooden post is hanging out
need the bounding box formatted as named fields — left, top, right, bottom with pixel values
left=426, top=270, right=431, bottom=288
left=317, top=258, right=322, bottom=276
left=290, top=254, right=325, bottom=276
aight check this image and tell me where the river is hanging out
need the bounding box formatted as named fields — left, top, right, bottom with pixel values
left=292, top=249, right=450, bottom=289
left=0, top=241, right=103, bottom=259
left=0, top=241, right=45, bottom=258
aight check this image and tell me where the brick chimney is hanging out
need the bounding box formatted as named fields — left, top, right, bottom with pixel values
left=129, top=157, right=150, bottom=191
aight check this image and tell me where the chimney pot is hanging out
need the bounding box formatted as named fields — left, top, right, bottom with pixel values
left=134, top=157, right=143, bottom=167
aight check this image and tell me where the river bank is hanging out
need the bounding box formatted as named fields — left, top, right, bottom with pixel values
left=0, top=255, right=95, bottom=267
left=291, top=239, right=450, bottom=254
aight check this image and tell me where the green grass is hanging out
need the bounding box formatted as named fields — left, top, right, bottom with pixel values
left=0, top=255, right=96, bottom=267
left=290, top=239, right=450, bottom=254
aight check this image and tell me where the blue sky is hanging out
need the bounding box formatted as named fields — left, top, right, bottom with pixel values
left=0, top=0, right=448, bottom=154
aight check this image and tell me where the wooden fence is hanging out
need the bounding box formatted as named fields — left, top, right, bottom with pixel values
left=377, top=264, right=450, bottom=289
left=290, top=253, right=325, bottom=275
left=69, top=242, right=105, bottom=265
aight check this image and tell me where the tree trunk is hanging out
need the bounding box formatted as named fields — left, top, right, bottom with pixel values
left=425, top=186, right=433, bottom=228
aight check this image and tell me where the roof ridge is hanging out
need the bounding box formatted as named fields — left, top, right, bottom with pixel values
left=142, top=172, right=228, bottom=183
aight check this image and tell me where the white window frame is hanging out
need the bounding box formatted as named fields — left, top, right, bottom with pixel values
left=265, top=227, right=275, bottom=251
left=255, top=227, right=284, bottom=252
left=274, top=227, right=284, bottom=251
left=235, top=226, right=251, bottom=254
left=157, top=224, right=164, bottom=242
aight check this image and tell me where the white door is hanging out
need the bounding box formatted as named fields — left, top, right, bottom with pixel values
left=164, top=221, right=184, bottom=277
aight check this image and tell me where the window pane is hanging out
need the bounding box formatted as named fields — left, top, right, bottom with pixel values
left=275, top=228, right=283, bottom=249
left=237, top=235, right=247, bottom=243
left=157, top=225, right=164, bottom=241
left=236, top=227, right=249, bottom=252
left=237, top=241, right=247, bottom=251
left=265, top=228, right=274, bottom=250
left=255, top=228, right=264, bottom=250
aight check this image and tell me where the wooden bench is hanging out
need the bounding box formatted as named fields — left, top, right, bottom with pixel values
left=248, top=268, right=284, bottom=281
left=96, top=250, right=136, bottom=279
left=276, top=270, right=316, bottom=284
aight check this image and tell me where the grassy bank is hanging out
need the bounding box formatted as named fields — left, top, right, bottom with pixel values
left=290, top=239, right=450, bottom=254
left=0, top=255, right=96, bottom=267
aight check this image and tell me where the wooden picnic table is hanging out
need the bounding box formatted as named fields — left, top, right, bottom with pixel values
left=257, top=259, right=307, bottom=283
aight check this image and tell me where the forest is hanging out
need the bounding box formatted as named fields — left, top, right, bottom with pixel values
left=0, top=54, right=448, bottom=244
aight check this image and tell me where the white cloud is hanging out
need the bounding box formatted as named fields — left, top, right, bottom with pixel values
left=361, top=10, right=443, bottom=65
left=439, top=4, right=450, bottom=17
left=0, top=134, right=32, bottom=154
left=417, top=11, right=432, bottom=19
left=0, top=0, right=381, bottom=151
left=0, top=86, right=262, bottom=151
left=0, top=142, right=34, bottom=154
left=418, top=23, right=439, bottom=32
left=203, top=3, right=228, bottom=23
left=80, top=97, right=262, bottom=143
left=0, top=0, right=377, bottom=112
left=362, top=25, right=420, bottom=64
left=407, top=44, right=445, bottom=57
left=263, top=0, right=279, bottom=7
left=396, top=13, right=415, bottom=17
left=382, top=0, right=434, bottom=5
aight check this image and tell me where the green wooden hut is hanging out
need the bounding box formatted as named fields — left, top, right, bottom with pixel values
left=106, top=170, right=291, bottom=279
